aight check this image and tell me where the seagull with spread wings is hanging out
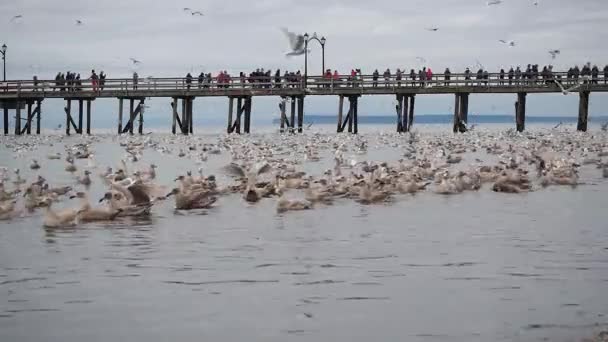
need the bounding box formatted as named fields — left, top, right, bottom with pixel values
left=281, top=27, right=306, bottom=57
left=130, top=58, right=142, bottom=65
left=499, top=39, right=515, bottom=47
left=548, top=49, right=560, bottom=59
left=191, top=11, right=204, bottom=16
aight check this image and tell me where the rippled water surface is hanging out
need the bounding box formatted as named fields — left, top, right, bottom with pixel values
left=1, top=125, right=607, bottom=341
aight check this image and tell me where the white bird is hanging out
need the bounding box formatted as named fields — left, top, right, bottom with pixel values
left=499, top=40, right=515, bottom=47
left=415, top=56, right=427, bottom=63
left=548, top=49, right=560, bottom=59
left=425, top=27, right=439, bottom=32
left=129, top=58, right=142, bottom=65
left=10, top=15, right=23, bottom=22
left=191, top=11, right=204, bottom=16
left=487, top=0, right=503, bottom=5
left=281, top=27, right=306, bottom=57
left=183, top=7, right=191, bottom=11
left=555, top=78, right=588, bottom=95
left=76, top=19, right=83, bottom=26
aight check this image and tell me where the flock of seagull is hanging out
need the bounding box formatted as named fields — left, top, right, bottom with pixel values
left=1, top=127, right=607, bottom=228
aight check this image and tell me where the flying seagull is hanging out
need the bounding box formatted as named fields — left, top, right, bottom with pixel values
left=183, top=7, right=191, bottom=11
left=487, top=0, right=503, bottom=5
left=191, top=11, right=204, bottom=16
left=415, top=56, right=427, bottom=63
left=425, top=27, right=439, bottom=32
left=281, top=27, right=306, bottom=57
left=499, top=39, right=515, bottom=47
left=555, top=78, right=588, bottom=95
left=76, top=20, right=83, bottom=25
left=130, top=58, right=142, bottom=65
left=548, top=49, right=560, bottom=59
left=10, top=15, right=23, bottom=22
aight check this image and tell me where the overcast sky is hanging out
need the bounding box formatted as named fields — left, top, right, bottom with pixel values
left=2, top=0, right=608, bottom=128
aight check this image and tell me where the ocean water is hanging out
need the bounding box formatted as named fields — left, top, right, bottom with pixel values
left=1, top=126, right=607, bottom=342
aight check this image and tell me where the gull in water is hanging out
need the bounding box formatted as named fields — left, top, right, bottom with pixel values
left=281, top=27, right=306, bottom=57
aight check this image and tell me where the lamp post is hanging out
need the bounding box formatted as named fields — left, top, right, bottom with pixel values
left=303, top=33, right=327, bottom=88
left=1, top=44, right=6, bottom=81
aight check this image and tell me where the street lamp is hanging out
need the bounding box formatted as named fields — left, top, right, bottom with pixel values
left=303, top=33, right=327, bottom=88
left=1, top=44, right=6, bottom=81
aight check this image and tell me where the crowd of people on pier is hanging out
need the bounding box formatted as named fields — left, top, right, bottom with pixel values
left=23, top=63, right=608, bottom=92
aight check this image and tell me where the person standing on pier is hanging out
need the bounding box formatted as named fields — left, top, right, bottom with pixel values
left=186, top=73, right=192, bottom=90
left=515, top=66, right=521, bottom=85
left=99, top=71, right=106, bottom=90
left=54, top=72, right=60, bottom=91
left=418, top=68, right=425, bottom=87
left=395, top=69, right=402, bottom=87
left=372, top=69, right=379, bottom=88
left=133, top=72, right=138, bottom=90
left=591, top=65, right=599, bottom=84
left=499, top=68, right=505, bottom=85
left=410, top=69, right=416, bottom=86
left=426, top=67, right=433, bottom=86
left=508, top=67, right=514, bottom=85
left=443, top=68, right=451, bottom=86
left=476, top=68, right=483, bottom=86
left=483, top=69, right=489, bottom=85
left=274, top=70, right=281, bottom=88
left=76, top=74, right=82, bottom=91
left=198, top=72, right=204, bottom=89
left=464, top=68, right=471, bottom=85
left=90, top=70, right=98, bottom=92
left=573, top=66, right=580, bottom=82
left=383, top=69, right=391, bottom=87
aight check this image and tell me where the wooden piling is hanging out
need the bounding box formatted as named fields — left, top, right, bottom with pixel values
left=78, top=99, right=84, bottom=134
left=129, top=99, right=134, bottom=134
left=3, top=108, right=8, bottom=135
left=396, top=95, right=403, bottom=133
left=86, top=100, right=91, bottom=134
left=402, top=95, right=409, bottom=132
left=36, top=100, right=41, bottom=135
left=26, top=102, right=32, bottom=134
left=408, top=95, right=415, bottom=132
left=516, top=92, right=526, bottom=132
left=297, top=96, right=304, bottom=133
left=452, top=93, right=461, bottom=133
left=189, top=98, right=193, bottom=134
left=577, top=91, right=589, bottom=132
left=353, top=96, right=358, bottom=134
left=138, top=99, right=144, bottom=135
left=244, top=97, right=252, bottom=134
left=227, top=97, right=234, bottom=134
left=14, top=101, right=21, bottom=135
left=65, top=99, right=71, bottom=135
left=347, top=96, right=354, bottom=133
left=279, top=98, right=286, bottom=132
left=181, top=97, right=188, bottom=135
left=461, top=93, right=469, bottom=124
left=337, top=95, right=344, bottom=133
left=118, top=98, right=123, bottom=134
left=235, top=97, right=242, bottom=134
left=290, top=97, right=296, bottom=132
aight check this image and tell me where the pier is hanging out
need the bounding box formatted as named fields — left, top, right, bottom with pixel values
left=1, top=72, right=607, bottom=135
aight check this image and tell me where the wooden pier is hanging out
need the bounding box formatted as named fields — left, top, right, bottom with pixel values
left=1, top=71, right=607, bottom=135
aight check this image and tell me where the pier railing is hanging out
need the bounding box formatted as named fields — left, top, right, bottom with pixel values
left=0, top=72, right=605, bottom=96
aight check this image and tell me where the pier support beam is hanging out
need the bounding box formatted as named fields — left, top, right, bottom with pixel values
left=86, top=99, right=91, bottom=134
left=408, top=95, right=415, bottom=132
left=395, top=94, right=415, bottom=133
left=290, top=97, right=296, bottom=133
left=63, top=98, right=93, bottom=135
left=19, top=100, right=42, bottom=135
left=121, top=98, right=145, bottom=135
left=227, top=96, right=252, bottom=134
left=279, top=97, right=289, bottom=133
left=515, top=92, right=527, bottom=132
left=118, top=98, right=124, bottom=134
left=337, top=95, right=344, bottom=133
left=337, top=95, right=360, bottom=134
left=15, top=101, right=21, bottom=135
left=452, top=93, right=469, bottom=133
left=3, top=108, right=8, bottom=135
left=577, top=91, right=590, bottom=132
left=297, top=96, right=304, bottom=133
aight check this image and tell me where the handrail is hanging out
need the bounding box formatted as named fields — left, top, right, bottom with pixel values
left=0, top=72, right=605, bottom=95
